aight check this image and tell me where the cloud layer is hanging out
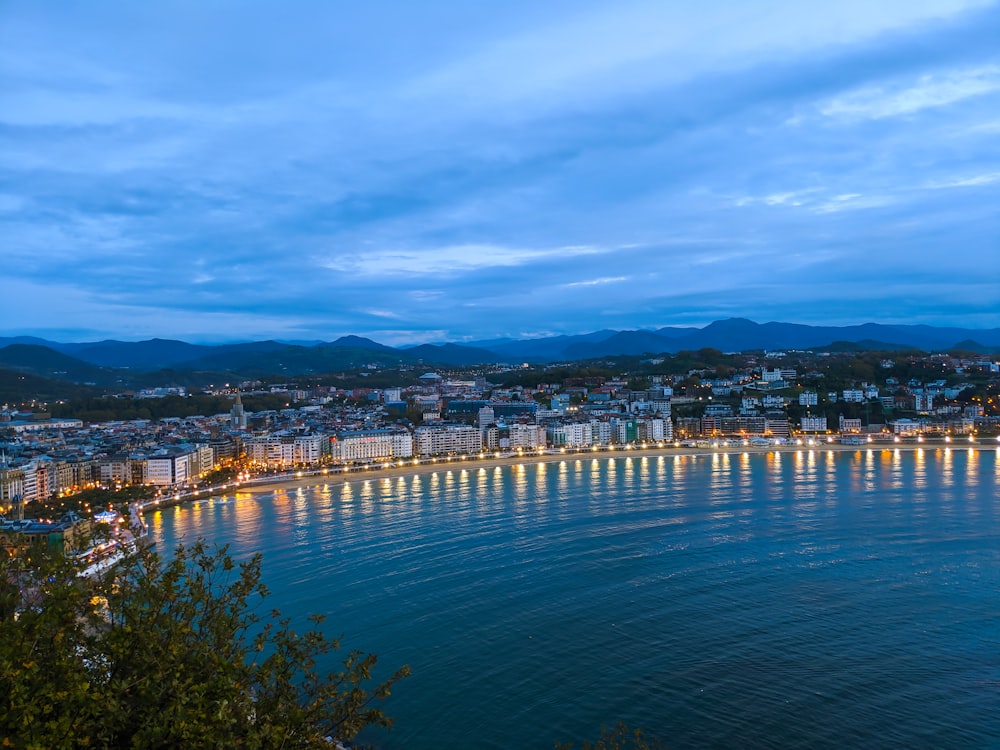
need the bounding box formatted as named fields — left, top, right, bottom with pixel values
left=2, top=0, right=998, bottom=343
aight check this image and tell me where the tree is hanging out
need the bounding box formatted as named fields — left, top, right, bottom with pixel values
left=0, top=541, right=408, bottom=749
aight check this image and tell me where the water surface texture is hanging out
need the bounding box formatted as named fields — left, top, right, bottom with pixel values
left=150, top=448, right=1000, bottom=749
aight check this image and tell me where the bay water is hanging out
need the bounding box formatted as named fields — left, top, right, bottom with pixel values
left=149, top=448, right=1000, bottom=748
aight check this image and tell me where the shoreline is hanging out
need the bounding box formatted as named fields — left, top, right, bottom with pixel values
left=145, top=439, right=994, bottom=508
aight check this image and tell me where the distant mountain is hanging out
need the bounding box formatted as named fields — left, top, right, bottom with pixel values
left=0, top=367, right=103, bottom=403
left=2, top=320, right=997, bottom=384
left=171, top=341, right=294, bottom=372
left=178, top=345, right=411, bottom=377
left=404, top=343, right=502, bottom=366
left=0, top=335, right=64, bottom=349
left=323, top=335, right=398, bottom=352
left=0, top=344, right=115, bottom=385
left=562, top=329, right=683, bottom=359
left=469, top=330, right=622, bottom=362
left=549, top=319, right=1000, bottom=360
left=813, top=340, right=917, bottom=353
left=70, top=338, right=213, bottom=369
left=947, top=339, right=996, bottom=354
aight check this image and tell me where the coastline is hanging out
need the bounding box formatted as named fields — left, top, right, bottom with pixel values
left=147, top=439, right=993, bottom=507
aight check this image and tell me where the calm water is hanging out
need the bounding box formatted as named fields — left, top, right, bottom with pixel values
left=149, top=448, right=1000, bottom=749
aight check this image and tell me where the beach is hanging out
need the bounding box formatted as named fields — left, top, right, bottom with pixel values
left=210, top=438, right=988, bottom=499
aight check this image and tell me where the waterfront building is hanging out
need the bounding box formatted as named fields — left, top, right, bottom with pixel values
left=329, top=429, right=413, bottom=464
left=508, top=423, right=546, bottom=450
left=839, top=417, right=863, bottom=433
left=765, top=412, right=790, bottom=438
left=481, top=425, right=499, bottom=451
left=547, top=422, right=593, bottom=448
left=245, top=434, right=329, bottom=468
left=414, top=424, right=483, bottom=456
left=800, top=416, right=828, bottom=432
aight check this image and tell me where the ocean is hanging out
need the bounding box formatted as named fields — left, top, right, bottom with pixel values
left=149, top=447, right=1000, bottom=749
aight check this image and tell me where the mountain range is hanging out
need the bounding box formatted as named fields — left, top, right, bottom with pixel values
left=1, top=319, right=998, bottom=388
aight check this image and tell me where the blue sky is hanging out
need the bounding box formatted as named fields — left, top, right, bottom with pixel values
left=2, top=1, right=998, bottom=344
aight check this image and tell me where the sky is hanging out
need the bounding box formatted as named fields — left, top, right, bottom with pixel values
left=2, top=1, right=999, bottom=345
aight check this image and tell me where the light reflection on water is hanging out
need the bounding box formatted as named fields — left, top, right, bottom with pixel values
left=150, top=450, right=1000, bottom=750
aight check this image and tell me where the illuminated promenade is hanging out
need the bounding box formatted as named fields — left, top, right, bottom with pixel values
left=140, top=435, right=997, bottom=511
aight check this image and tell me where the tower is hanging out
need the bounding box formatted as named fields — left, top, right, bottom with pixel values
left=230, top=390, right=248, bottom=430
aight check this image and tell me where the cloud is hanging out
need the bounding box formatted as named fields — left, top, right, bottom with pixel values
left=322, top=243, right=615, bottom=276
left=1, top=0, right=998, bottom=341
left=562, top=276, right=628, bottom=288
left=819, top=65, right=1000, bottom=120
left=925, top=171, right=1000, bottom=188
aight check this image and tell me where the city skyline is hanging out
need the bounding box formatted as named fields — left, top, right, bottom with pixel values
left=2, top=1, right=999, bottom=345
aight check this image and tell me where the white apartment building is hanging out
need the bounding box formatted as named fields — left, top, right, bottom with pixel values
left=591, top=420, right=613, bottom=446
left=548, top=422, right=593, bottom=447
left=414, top=424, right=483, bottom=456
left=293, top=434, right=326, bottom=464
left=798, top=391, right=818, bottom=406
left=0, top=463, right=26, bottom=508
left=650, top=399, right=672, bottom=417
left=644, top=417, right=671, bottom=441
left=246, top=434, right=329, bottom=468
left=508, top=423, right=547, bottom=449
left=842, top=389, right=865, bottom=403
left=800, top=416, right=828, bottom=432
left=330, top=429, right=413, bottom=463
left=146, top=451, right=193, bottom=487
left=839, top=416, right=863, bottom=433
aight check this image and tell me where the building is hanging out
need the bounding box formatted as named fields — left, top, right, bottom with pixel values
left=245, top=434, right=329, bottom=468
left=329, top=429, right=413, bottom=464
left=0, top=458, right=25, bottom=512
left=414, top=425, right=482, bottom=456
left=548, top=422, right=593, bottom=447
left=800, top=416, right=828, bottom=432
left=146, top=449, right=194, bottom=487
left=799, top=391, right=818, bottom=406
left=230, top=392, right=248, bottom=430
left=508, top=423, right=547, bottom=450
left=839, top=416, right=863, bottom=433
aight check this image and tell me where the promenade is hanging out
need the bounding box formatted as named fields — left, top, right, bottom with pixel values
left=139, top=436, right=993, bottom=511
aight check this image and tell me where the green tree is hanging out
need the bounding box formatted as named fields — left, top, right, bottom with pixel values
left=0, top=542, right=408, bottom=749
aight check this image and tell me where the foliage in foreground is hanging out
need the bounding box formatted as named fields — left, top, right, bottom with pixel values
left=0, top=542, right=409, bottom=749
left=556, top=722, right=668, bottom=750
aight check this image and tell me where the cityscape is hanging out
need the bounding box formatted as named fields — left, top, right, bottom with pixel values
left=1, top=335, right=999, bottom=515
left=3, top=0, right=999, bottom=747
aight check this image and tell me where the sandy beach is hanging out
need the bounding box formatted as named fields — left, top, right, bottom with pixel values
left=210, top=438, right=990, bottom=499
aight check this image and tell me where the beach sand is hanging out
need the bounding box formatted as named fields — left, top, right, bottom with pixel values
left=223, top=439, right=981, bottom=498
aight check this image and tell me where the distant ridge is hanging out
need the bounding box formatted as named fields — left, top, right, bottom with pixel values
left=1, top=320, right=998, bottom=383
left=323, top=335, right=397, bottom=352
